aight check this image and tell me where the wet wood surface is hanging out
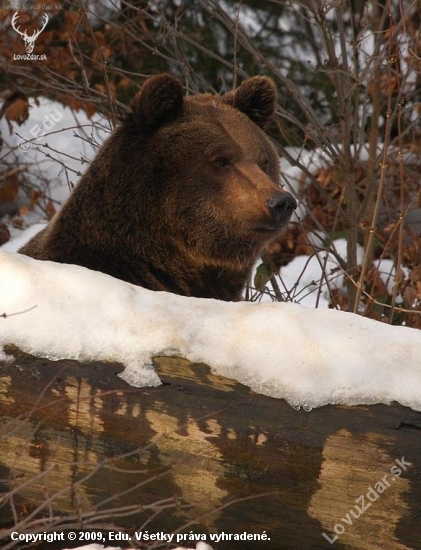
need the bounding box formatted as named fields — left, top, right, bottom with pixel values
left=1, top=347, right=421, bottom=549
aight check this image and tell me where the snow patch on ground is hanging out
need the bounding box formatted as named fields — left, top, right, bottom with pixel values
left=1, top=95, right=110, bottom=241
left=1, top=223, right=47, bottom=253
left=1, top=251, right=421, bottom=412
left=279, top=237, right=364, bottom=308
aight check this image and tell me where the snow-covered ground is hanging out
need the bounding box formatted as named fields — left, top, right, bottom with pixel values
left=1, top=249, right=421, bottom=412
left=0, top=95, right=110, bottom=239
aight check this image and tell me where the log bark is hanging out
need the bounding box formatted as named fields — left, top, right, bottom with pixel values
left=1, top=347, right=420, bottom=549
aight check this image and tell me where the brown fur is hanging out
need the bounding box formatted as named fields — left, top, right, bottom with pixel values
left=20, top=74, right=297, bottom=301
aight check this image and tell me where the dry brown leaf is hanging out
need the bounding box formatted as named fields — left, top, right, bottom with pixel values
left=403, top=285, right=418, bottom=307
left=0, top=173, right=19, bottom=204
left=29, top=189, right=43, bottom=207
left=0, top=91, right=29, bottom=133
left=46, top=200, right=56, bottom=217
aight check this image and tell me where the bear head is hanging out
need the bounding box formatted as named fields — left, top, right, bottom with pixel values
left=20, top=74, right=297, bottom=301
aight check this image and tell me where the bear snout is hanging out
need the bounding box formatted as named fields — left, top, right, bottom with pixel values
left=267, top=192, right=297, bottom=225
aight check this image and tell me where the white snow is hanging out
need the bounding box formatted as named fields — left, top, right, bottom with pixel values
left=1, top=223, right=47, bottom=253
left=278, top=237, right=364, bottom=308
left=1, top=250, right=421, bottom=412
left=0, top=95, right=109, bottom=236
left=1, top=96, right=107, bottom=182
left=373, top=258, right=409, bottom=295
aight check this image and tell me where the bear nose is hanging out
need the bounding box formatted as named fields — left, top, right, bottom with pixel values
left=267, top=192, right=297, bottom=223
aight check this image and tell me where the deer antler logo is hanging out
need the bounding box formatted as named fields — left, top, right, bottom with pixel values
left=11, top=11, right=49, bottom=54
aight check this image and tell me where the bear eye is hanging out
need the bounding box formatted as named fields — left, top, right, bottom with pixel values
left=213, top=157, right=232, bottom=169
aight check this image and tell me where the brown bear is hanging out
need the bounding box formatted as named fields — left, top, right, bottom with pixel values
left=20, top=74, right=297, bottom=301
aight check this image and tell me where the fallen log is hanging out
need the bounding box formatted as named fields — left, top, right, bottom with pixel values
left=0, top=348, right=420, bottom=549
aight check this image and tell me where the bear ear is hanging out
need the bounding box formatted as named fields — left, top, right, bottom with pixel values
left=127, top=74, right=184, bottom=130
left=222, top=76, right=277, bottom=129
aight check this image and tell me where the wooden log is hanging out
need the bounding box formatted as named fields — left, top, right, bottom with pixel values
left=1, top=347, right=421, bottom=549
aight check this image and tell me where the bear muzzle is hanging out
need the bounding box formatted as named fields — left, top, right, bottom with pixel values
left=266, top=192, right=297, bottom=227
